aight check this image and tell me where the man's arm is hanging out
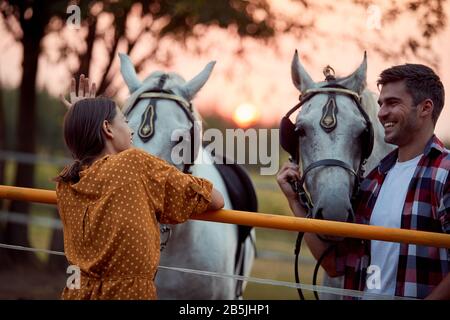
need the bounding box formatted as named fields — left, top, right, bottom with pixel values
left=426, top=174, right=450, bottom=299
left=276, top=162, right=341, bottom=277
left=425, top=274, right=450, bottom=300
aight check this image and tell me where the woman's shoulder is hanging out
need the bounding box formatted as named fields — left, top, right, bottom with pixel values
left=55, top=180, right=69, bottom=196
left=109, top=148, right=174, bottom=175
left=114, top=148, right=159, bottom=164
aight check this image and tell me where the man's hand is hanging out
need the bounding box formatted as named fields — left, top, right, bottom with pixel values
left=425, top=273, right=450, bottom=300
left=60, top=74, right=96, bottom=109
left=277, top=162, right=301, bottom=202
left=277, top=162, right=309, bottom=218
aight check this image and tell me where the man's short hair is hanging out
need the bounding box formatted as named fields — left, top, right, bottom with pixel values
left=377, top=64, right=445, bottom=125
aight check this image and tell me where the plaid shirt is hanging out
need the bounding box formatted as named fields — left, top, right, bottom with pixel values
left=336, top=135, right=450, bottom=299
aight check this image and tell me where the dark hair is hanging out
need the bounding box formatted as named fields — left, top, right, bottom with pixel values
left=56, top=98, right=117, bottom=183
left=377, top=64, right=445, bottom=125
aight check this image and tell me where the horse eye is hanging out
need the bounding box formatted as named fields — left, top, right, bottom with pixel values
left=295, top=126, right=306, bottom=137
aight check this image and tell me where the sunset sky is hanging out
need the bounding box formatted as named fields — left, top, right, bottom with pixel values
left=0, top=0, right=449, bottom=142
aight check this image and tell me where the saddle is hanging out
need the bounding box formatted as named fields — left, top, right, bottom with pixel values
left=213, top=155, right=257, bottom=238
left=213, top=155, right=258, bottom=298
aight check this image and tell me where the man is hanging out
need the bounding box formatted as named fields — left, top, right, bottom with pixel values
left=277, top=64, right=449, bottom=299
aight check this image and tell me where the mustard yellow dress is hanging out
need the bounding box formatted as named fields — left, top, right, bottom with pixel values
left=56, top=148, right=212, bottom=300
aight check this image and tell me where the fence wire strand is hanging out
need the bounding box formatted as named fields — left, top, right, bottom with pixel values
left=0, top=242, right=416, bottom=300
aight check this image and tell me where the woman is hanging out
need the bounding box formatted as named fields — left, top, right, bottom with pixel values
left=56, top=76, right=224, bottom=299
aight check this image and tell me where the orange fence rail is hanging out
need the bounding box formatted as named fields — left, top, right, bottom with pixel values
left=1, top=184, right=450, bottom=248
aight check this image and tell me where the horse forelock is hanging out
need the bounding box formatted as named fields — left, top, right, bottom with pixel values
left=143, top=72, right=186, bottom=90
left=359, top=88, right=396, bottom=173
left=140, top=72, right=198, bottom=108
left=128, top=71, right=202, bottom=124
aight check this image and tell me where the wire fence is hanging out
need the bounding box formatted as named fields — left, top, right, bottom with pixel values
left=0, top=242, right=416, bottom=300
left=0, top=150, right=71, bottom=167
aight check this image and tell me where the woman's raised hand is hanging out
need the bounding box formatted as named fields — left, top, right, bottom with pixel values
left=60, top=74, right=96, bottom=109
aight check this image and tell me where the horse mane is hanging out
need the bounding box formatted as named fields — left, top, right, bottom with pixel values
left=360, top=88, right=395, bottom=173
left=360, top=89, right=380, bottom=129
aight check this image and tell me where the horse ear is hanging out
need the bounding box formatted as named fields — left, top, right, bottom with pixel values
left=119, top=53, right=142, bottom=94
left=182, top=61, right=216, bottom=101
left=339, top=52, right=367, bottom=94
left=291, top=50, right=315, bottom=93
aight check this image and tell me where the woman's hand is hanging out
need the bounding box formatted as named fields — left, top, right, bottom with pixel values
left=207, top=188, right=225, bottom=211
left=60, top=74, right=96, bottom=109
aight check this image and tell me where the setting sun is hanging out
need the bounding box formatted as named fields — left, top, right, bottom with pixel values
left=232, top=103, right=260, bottom=127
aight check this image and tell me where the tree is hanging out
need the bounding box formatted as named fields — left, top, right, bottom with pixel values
left=352, top=0, right=447, bottom=68
left=56, top=0, right=449, bottom=96
left=0, top=0, right=70, bottom=266
left=65, top=0, right=310, bottom=96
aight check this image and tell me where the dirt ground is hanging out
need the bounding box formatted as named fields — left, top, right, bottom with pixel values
left=0, top=265, right=66, bottom=300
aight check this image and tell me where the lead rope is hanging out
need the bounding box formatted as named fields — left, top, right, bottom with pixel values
left=160, top=225, right=172, bottom=252
left=290, top=168, right=313, bottom=300
left=294, top=232, right=306, bottom=299
left=291, top=158, right=337, bottom=301
left=312, top=244, right=337, bottom=300
left=293, top=203, right=340, bottom=300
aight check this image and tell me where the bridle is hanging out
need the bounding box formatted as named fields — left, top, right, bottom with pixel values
left=123, top=75, right=198, bottom=174
left=280, top=67, right=374, bottom=300
left=280, top=74, right=374, bottom=211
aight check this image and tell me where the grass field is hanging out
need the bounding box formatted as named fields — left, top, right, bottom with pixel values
left=243, top=228, right=322, bottom=300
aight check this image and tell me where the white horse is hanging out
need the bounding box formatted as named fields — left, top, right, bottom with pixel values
left=287, top=51, right=395, bottom=299
left=119, top=53, right=256, bottom=299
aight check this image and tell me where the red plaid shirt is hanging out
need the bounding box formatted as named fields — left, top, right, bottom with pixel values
left=336, top=135, right=450, bottom=299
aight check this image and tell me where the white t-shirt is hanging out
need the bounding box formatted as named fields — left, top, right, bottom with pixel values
left=363, top=154, right=422, bottom=298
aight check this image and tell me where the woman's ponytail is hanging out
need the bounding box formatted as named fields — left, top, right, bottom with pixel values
left=55, top=159, right=83, bottom=183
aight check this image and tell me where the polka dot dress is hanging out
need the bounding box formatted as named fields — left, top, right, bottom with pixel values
left=56, top=148, right=213, bottom=300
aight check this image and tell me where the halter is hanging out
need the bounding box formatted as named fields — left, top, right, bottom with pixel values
left=284, top=78, right=373, bottom=211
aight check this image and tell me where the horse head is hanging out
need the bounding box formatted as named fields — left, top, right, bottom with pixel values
left=119, top=53, right=215, bottom=171
left=289, top=51, right=372, bottom=225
